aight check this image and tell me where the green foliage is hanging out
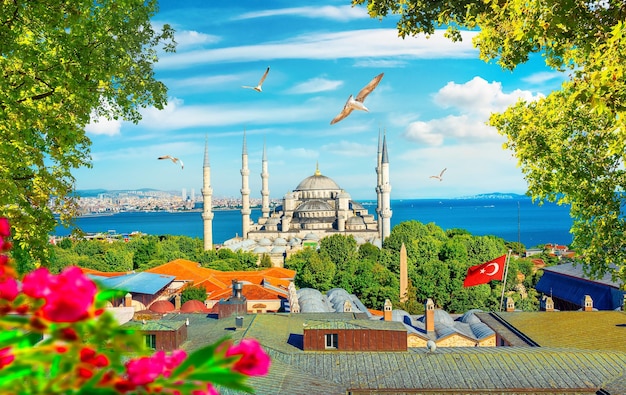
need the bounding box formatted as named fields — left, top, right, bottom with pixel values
left=47, top=235, right=263, bottom=273
left=181, top=284, right=208, bottom=304
left=259, top=254, right=273, bottom=268
left=285, top=222, right=518, bottom=313
left=0, top=0, right=175, bottom=267
left=353, top=0, right=626, bottom=282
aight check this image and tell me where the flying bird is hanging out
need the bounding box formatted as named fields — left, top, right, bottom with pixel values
left=158, top=155, right=184, bottom=169
left=242, top=66, right=270, bottom=92
left=330, top=73, right=384, bottom=125
left=430, top=168, right=447, bottom=181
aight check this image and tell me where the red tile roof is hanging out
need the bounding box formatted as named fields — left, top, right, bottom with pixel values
left=207, top=284, right=285, bottom=302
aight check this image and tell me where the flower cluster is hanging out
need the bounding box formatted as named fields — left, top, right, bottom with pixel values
left=0, top=218, right=270, bottom=394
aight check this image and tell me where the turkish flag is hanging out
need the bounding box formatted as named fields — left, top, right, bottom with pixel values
left=463, top=254, right=507, bottom=287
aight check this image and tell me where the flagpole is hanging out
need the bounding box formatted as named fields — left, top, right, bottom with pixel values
left=499, top=250, right=512, bottom=312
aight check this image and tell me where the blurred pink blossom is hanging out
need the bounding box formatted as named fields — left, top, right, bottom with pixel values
left=0, top=347, right=14, bottom=369
left=23, top=267, right=97, bottom=322
left=226, top=339, right=270, bottom=376
left=0, top=277, right=18, bottom=301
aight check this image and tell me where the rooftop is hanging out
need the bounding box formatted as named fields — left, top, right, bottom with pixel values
left=154, top=312, right=626, bottom=394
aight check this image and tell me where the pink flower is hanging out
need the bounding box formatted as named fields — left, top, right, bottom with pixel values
left=0, top=218, right=9, bottom=238
left=0, top=347, right=14, bottom=369
left=125, top=355, right=164, bottom=386
left=23, top=267, right=97, bottom=322
left=22, top=268, right=54, bottom=299
left=0, top=277, right=18, bottom=301
left=225, top=339, right=270, bottom=376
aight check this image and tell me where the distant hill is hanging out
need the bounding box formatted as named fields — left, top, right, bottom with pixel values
left=75, top=188, right=165, bottom=197
left=456, top=192, right=530, bottom=200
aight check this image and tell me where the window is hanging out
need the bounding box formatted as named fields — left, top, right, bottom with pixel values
left=325, top=333, right=338, bottom=350
left=145, top=334, right=156, bottom=349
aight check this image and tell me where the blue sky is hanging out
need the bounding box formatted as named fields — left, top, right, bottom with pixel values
left=76, top=0, right=566, bottom=200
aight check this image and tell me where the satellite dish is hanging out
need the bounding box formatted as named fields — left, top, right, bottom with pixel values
left=426, top=340, right=437, bottom=352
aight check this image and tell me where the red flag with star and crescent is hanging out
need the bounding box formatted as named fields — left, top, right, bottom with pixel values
left=463, top=254, right=507, bottom=287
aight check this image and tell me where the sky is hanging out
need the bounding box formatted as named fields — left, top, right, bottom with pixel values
left=75, top=0, right=568, bottom=200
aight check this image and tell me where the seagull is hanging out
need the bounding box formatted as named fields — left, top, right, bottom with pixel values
left=242, top=66, right=270, bottom=92
left=429, top=168, right=447, bottom=181
left=158, top=155, right=184, bottom=170
left=330, top=73, right=384, bottom=125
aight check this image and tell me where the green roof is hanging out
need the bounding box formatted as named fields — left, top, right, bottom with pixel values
left=122, top=319, right=185, bottom=332
left=482, top=311, right=626, bottom=352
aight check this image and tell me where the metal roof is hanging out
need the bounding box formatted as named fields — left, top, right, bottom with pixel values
left=90, top=272, right=175, bottom=295
left=536, top=268, right=625, bottom=310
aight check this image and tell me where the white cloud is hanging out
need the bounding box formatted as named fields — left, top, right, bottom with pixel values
left=403, top=121, right=445, bottom=146
left=164, top=74, right=240, bottom=89
left=85, top=116, right=122, bottom=136
left=157, top=29, right=478, bottom=69
left=353, top=59, right=409, bottom=68
left=522, top=71, right=564, bottom=85
left=402, top=77, right=543, bottom=146
left=174, top=30, right=220, bottom=48
left=136, top=97, right=324, bottom=130
left=234, top=5, right=368, bottom=22
left=434, top=76, right=542, bottom=117
left=286, top=77, right=343, bottom=94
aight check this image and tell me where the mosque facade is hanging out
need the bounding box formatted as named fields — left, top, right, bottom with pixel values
left=201, top=131, right=392, bottom=265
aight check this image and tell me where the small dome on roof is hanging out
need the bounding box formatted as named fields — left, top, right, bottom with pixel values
left=347, top=216, right=365, bottom=225
left=253, top=246, right=270, bottom=254
left=273, top=237, right=287, bottom=246
left=149, top=300, right=175, bottom=313
left=265, top=217, right=280, bottom=225
left=303, top=233, right=319, bottom=240
left=258, top=238, right=272, bottom=246
left=180, top=300, right=209, bottom=313
left=271, top=246, right=286, bottom=254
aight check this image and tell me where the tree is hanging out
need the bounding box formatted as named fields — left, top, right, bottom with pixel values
left=1, top=1, right=174, bottom=267
left=352, top=1, right=626, bottom=281
left=181, top=284, right=208, bottom=304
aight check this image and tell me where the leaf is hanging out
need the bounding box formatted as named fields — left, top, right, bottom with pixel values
left=171, top=336, right=231, bottom=377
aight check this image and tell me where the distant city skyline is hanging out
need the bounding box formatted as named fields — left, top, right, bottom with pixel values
left=75, top=1, right=566, bottom=200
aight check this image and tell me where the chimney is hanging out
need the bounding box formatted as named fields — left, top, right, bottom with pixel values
left=425, top=298, right=435, bottom=333
left=232, top=279, right=243, bottom=299
left=343, top=300, right=352, bottom=312
left=540, top=296, right=554, bottom=312
left=506, top=297, right=515, bottom=312
left=174, top=293, right=181, bottom=310
left=583, top=295, right=593, bottom=311
left=383, top=299, right=392, bottom=321
left=124, top=292, right=132, bottom=308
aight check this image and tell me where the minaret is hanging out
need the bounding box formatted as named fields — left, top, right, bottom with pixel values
left=201, top=136, right=214, bottom=250
left=380, top=133, right=392, bottom=240
left=240, top=130, right=251, bottom=238
left=375, top=129, right=383, bottom=233
left=260, top=138, right=270, bottom=220
left=400, top=243, right=408, bottom=302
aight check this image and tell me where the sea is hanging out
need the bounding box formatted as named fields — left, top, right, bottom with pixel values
left=53, top=198, right=574, bottom=248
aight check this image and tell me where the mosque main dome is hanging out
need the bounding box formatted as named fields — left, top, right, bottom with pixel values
left=295, top=168, right=341, bottom=192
